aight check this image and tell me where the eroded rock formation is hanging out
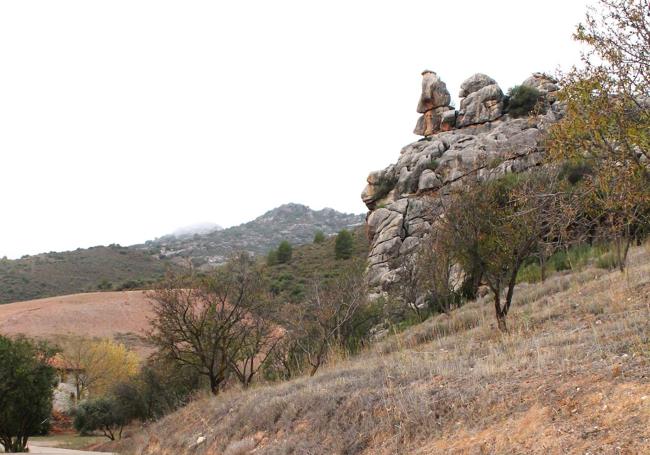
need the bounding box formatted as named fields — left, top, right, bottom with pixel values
left=362, top=71, right=561, bottom=291
left=413, top=70, right=456, bottom=136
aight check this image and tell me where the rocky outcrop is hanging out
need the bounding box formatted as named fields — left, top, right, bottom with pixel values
left=414, top=71, right=456, bottom=136
left=362, top=71, right=564, bottom=290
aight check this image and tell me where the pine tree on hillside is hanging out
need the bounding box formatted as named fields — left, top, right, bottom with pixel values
left=335, top=230, right=354, bottom=260
left=276, top=241, right=293, bottom=264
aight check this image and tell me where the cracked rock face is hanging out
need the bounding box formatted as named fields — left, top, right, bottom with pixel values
left=362, top=71, right=565, bottom=290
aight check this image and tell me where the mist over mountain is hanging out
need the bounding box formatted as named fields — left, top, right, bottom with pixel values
left=168, top=222, right=223, bottom=239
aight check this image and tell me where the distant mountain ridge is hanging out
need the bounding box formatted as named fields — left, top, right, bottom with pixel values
left=140, top=203, right=365, bottom=268
left=0, top=203, right=365, bottom=303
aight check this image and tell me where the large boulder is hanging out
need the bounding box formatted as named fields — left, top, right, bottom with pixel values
left=456, top=73, right=504, bottom=127
left=363, top=69, right=566, bottom=291
left=522, top=72, right=560, bottom=103
left=459, top=73, right=497, bottom=98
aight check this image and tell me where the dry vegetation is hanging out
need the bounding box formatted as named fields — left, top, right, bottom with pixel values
left=110, top=246, right=650, bottom=454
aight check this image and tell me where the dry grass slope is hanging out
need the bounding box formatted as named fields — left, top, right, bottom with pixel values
left=114, top=247, right=650, bottom=455
left=0, top=291, right=155, bottom=356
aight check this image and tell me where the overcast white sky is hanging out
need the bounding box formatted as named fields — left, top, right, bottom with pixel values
left=0, top=0, right=596, bottom=258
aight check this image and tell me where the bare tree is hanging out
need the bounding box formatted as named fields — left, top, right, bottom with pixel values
left=228, top=313, right=279, bottom=388
left=148, top=252, right=267, bottom=395
left=282, top=262, right=366, bottom=376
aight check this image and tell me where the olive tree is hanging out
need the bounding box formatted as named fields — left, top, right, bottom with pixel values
left=0, top=336, right=57, bottom=452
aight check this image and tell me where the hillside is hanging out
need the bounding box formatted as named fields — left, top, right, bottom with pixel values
left=0, top=245, right=172, bottom=304
left=112, top=247, right=650, bottom=454
left=0, top=290, right=154, bottom=356
left=264, top=226, right=369, bottom=303
left=140, top=203, right=365, bottom=268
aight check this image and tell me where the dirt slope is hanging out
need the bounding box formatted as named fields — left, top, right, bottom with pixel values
left=112, top=247, right=650, bottom=454
left=0, top=291, right=154, bottom=355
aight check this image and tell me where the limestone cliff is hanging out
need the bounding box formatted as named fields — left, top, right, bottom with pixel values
left=361, top=71, right=562, bottom=290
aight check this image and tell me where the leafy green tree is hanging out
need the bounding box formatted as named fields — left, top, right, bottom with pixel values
left=334, top=229, right=354, bottom=260
left=0, top=336, right=57, bottom=452
left=548, top=0, right=650, bottom=270
left=276, top=241, right=293, bottom=264
left=313, top=231, right=326, bottom=244
left=441, top=173, right=566, bottom=331
left=73, top=397, right=130, bottom=440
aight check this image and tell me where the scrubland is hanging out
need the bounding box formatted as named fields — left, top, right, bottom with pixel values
left=112, top=246, right=650, bottom=454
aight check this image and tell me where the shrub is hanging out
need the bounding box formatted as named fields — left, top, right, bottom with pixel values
left=425, top=159, right=439, bottom=171
left=74, top=397, right=131, bottom=440
left=517, top=262, right=543, bottom=284
left=559, top=161, right=593, bottom=185
left=374, top=175, right=398, bottom=201
left=335, top=230, right=354, bottom=260
left=506, top=85, right=541, bottom=117
left=97, top=279, right=113, bottom=291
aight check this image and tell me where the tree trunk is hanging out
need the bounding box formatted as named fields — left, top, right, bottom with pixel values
left=493, top=291, right=508, bottom=332
left=309, top=356, right=321, bottom=377
left=620, top=236, right=631, bottom=272
left=209, top=375, right=220, bottom=395
left=3, top=435, right=28, bottom=453
left=496, top=313, right=508, bottom=332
